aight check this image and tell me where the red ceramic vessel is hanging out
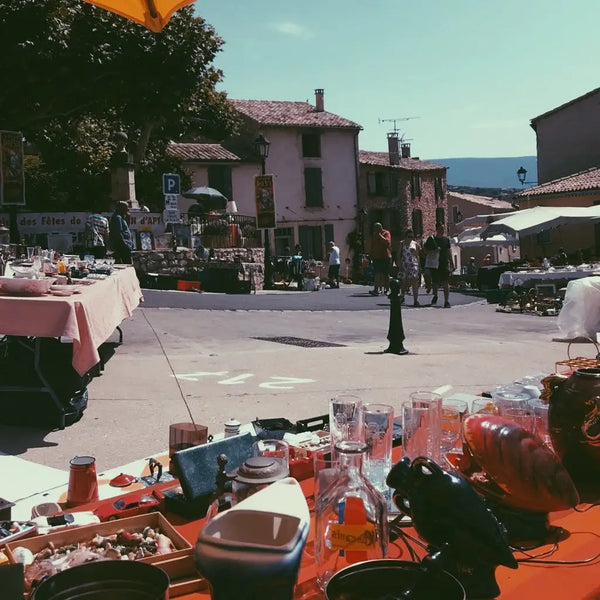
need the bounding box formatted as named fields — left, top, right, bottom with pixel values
left=66, top=455, right=99, bottom=508
left=543, top=367, right=600, bottom=502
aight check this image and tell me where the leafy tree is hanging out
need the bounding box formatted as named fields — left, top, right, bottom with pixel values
left=0, top=0, right=239, bottom=211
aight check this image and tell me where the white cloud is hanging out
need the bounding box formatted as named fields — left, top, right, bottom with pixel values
left=269, top=21, right=313, bottom=39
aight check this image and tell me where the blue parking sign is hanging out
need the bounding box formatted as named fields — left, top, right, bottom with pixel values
left=162, top=173, right=181, bottom=195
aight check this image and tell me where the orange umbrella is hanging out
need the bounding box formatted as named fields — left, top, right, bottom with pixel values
left=82, top=0, right=197, bottom=33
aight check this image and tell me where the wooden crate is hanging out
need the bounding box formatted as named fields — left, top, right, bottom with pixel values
left=6, top=512, right=205, bottom=597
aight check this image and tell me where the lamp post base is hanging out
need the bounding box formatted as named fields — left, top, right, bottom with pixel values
left=263, top=229, right=274, bottom=290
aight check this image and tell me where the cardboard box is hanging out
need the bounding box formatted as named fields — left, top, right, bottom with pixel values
left=6, top=512, right=205, bottom=597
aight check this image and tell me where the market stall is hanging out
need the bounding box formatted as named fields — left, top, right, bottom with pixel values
left=3, top=444, right=600, bottom=600
left=498, top=265, right=599, bottom=290
left=0, top=266, right=143, bottom=428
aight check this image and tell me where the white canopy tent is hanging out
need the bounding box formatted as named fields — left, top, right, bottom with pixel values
left=455, top=229, right=515, bottom=247
left=480, top=206, right=600, bottom=239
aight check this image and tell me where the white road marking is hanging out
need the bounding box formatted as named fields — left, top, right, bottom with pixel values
left=218, top=374, right=254, bottom=385
left=173, top=372, right=315, bottom=389
left=259, top=377, right=316, bottom=390
left=174, top=371, right=228, bottom=382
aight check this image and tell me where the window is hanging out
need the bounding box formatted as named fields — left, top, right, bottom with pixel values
left=411, top=209, right=423, bottom=237
left=324, top=224, right=334, bottom=247
left=452, top=206, right=463, bottom=223
left=304, top=167, right=323, bottom=207
left=207, top=165, right=232, bottom=201
left=367, top=171, right=389, bottom=196
left=434, top=176, right=445, bottom=201
left=302, top=133, right=321, bottom=158
left=274, top=227, right=294, bottom=256
left=298, top=225, right=324, bottom=260
left=436, top=207, right=445, bottom=226
left=411, top=172, right=421, bottom=198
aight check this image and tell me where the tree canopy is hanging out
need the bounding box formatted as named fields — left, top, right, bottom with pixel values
left=0, top=0, right=239, bottom=211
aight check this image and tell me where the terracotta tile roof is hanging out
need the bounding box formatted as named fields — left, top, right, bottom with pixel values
left=359, top=151, right=447, bottom=172
left=230, top=99, right=361, bottom=129
left=447, top=192, right=513, bottom=210
left=514, top=166, right=600, bottom=198
left=167, top=143, right=241, bottom=161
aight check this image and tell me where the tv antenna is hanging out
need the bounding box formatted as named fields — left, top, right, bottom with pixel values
left=378, top=116, right=420, bottom=138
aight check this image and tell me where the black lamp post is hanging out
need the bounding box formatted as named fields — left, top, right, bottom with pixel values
left=516, top=166, right=537, bottom=186
left=254, top=134, right=274, bottom=290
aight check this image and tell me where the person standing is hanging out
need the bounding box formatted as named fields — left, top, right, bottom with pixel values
left=369, top=222, right=392, bottom=296
left=83, top=212, right=109, bottom=259
left=397, top=229, right=421, bottom=306
left=430, top=223, right=453, bottom=308
left=327, top=241, right=341, bottom=288
left=109, top=201, right=134, bottom=264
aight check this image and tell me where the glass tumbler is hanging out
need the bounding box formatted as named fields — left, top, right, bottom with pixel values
left=329, top=394, right=363, bottom=457
left=407, top=391, right=442, bottom=462
left=361, top=403, right=394, bottom=499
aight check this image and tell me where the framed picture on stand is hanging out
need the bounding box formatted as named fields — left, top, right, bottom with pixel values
left=138, top=231, right=154, bottom=251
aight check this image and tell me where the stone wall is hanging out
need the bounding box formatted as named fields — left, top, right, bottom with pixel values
left=132, top=247, right=265, bottom=290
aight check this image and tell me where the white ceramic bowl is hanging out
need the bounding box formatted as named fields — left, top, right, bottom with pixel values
left=0, top=276, right=56, bottom=296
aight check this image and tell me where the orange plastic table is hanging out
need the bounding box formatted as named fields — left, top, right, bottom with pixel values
left=169, top=451, right=600, bottom=600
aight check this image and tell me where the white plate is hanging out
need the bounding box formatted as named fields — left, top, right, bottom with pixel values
left=50, top=284, right=81, bottom=292
left=50, top=289, right=74, bottom=297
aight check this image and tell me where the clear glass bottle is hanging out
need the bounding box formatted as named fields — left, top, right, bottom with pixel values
left=315, top=440, right=388, bottom=591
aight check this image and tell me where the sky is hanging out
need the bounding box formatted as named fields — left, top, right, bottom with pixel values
left=192, top=0, right=600, bottom=160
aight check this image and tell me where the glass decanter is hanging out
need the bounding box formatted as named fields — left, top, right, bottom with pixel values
left=315, top=440, right=388, bottom=591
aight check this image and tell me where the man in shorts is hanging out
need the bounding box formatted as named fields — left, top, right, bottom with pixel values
left=430, top=223, right=453, bottom=308
left=369, top=222, right=392, bottom=296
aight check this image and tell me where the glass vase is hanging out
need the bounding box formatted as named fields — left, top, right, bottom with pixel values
left=315, top=440, right=388, bottom=591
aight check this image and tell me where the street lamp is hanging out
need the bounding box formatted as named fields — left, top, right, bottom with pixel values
left=516, top=166, right=537, bottom=186
left=254, top=134, right=274, bottom=289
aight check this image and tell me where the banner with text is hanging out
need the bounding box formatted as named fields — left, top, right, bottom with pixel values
left=254, top=174, right=276, bottom=229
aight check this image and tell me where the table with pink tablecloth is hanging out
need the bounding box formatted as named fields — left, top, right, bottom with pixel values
left=0, top=266, right=143, bottom=376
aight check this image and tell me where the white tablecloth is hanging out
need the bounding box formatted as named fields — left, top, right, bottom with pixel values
left=498, top=267, right=599, bottom=288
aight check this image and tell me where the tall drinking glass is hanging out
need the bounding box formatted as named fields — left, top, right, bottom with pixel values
left=361, top=403, right=394, bottom=499
left=329, top=394, right=363, bottom=456
left=406, top=391, right=442, bottom=462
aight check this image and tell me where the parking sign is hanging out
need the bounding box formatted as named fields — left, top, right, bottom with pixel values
left=162, top=173, right=180, bottom=195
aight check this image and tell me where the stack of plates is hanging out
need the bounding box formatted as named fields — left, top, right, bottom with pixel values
left=49, top=284, right=81, bottom=297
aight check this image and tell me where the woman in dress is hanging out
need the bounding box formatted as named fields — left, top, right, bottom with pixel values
left=397, top=229, right=421, bottom=306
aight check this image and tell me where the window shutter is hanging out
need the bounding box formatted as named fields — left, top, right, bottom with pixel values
left=208, top=165, right=233, bottom=200
left=436, top=207, right=445, bottom=226
left=367, top=172, right=376, bottom=195
left=304, top=168, right=323, bottom=207
left=411, top=209, right=423, bottom=237
left=324, top=223, right=334, bottom=247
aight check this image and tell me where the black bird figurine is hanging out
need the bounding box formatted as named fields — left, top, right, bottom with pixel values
left=387, top=456, right=518, bottom=598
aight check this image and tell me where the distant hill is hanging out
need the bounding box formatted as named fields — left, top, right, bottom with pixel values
left=428, top=156, right=537, bottom=189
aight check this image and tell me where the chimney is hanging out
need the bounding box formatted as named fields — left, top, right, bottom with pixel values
left=387, top=132, right=399, bottom=165
left=401, top=142, right=411, bottom=159
left=315, top=88, right=324, bottom=112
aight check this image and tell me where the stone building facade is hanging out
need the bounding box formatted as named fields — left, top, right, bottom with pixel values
left=358, top=134, right=448, bottom=256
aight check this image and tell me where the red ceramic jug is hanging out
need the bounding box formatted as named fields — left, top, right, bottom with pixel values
left=66, top=455, right=99, bottom=507
left=542, top=367, right=600, bottom=502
